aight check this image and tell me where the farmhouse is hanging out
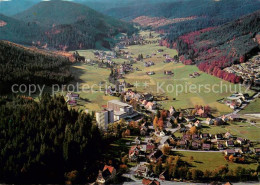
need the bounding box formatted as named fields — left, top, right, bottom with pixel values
left=191, top=141, right=200, bottom=150
left=224, top=149, right=236, bottom=156
left=96, top=165, right=116, bottom=184
left=200, top=133, right=211, bottom=139
left=240, top=146, right=250, bottom=154
left=144, top=61, right=155, bottom=67
left=192, top=134, right=200, bottom=140
left=66, top=92, right=80, bottom=101
left=179, top=140, right=187, bottom=148
left=67, top=100, right=77, bottom=106
left=147, top=150, right=163, bottom=163
left=135, top=164, right=148, bottom=177
left=146, top=142, right=156, bottom=153
left=236, top=138, right=245, bottom=145
left=226, top=140, right=235, bottom=147
left=224, top=132, right=232, bottom=139
left=129, top=145, right=141, bottom=161
left=194, top=120, right=201, bottom=128
left=202, top=143, right=211, bottom=151
left=215, top=134, right=223, bottom=140
left=145, top=102, right=157, bottom=111
left=205, top=117, right=214, bottom=125
left=147, top=71, right=155, bottom=75
left=254, top=148, right=260, bottom=155
left=164, top=70, right=173, bottom=75
left=217, top=143, right=224, bottom=150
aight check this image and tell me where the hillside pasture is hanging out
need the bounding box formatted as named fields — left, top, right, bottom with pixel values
left=68, top=63, right=119, bottom=112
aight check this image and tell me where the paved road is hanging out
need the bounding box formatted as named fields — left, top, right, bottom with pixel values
left=171, top=148, right=223, bottom=153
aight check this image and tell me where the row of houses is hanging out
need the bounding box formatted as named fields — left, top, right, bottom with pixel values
left=175, top=132, right=251, bottom=151
left=224, top=54, right=260, bottom=87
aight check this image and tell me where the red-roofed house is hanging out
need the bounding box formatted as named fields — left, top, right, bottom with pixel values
left=96, top=165, right=116, bottom=184
left=142, top=178, right=160, bottom=185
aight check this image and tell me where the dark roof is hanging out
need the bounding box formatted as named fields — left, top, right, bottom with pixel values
left=202, top=143, right=211, bottom=149
left=102, top=169, right=112, bottom=179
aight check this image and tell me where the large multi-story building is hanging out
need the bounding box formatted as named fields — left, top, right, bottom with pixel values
left=107, top=100, right=133, bottom=121
left=96, top=109, right=114, bottom=130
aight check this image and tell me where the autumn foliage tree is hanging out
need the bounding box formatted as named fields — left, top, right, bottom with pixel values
left=190, top=126, right=197, bottom=135
left=158, top=118, right=164, bottom=130
left=153, top=116, right=158, bottom=130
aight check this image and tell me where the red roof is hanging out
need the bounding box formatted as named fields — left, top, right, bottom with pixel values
left=129, top=145, right=138, bottom=155
left=103, top=165, right=115, bottom=174
left=142, top=178, right=160, bottom=185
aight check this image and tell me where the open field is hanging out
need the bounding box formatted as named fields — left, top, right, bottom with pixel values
left=68, top=63, right=119, bottom=112
left=240, top=99, right=260, bottom=114
left=201, top=122, right=260, bottom=141
left=175, top=151, right=258, bottom=171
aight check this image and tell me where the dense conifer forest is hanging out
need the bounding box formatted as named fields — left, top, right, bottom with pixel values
left=0, top=41, right=73, bottom=94
left=0, top=94, right=105, bottom=183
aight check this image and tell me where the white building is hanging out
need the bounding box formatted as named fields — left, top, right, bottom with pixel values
left=107, top=100, right=134, bottom=121
left=96, top=109, right=114, bottom=130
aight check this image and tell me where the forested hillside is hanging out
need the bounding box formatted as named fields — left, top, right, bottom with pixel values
left=0, top=0, right=136, bottom=50
left=106, top=0, right=260, bottom=41
left=0, top=41, right=73, bottom=94
left=78, top=0, right=178, bottom=12
left=106, top=0, right=260, bottom=21
left=162, top=10, right=260, bottom=83
left=0, top=14, right=43, bottom=45
left=0, top=94, right=104, bottom=183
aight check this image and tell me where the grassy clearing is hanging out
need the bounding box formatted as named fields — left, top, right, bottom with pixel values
left=240, top=99, right=260, bottom=114
left=68, top=63, right=119, bottom=112
left=225, top=122, right=260, bottom=141
left=201, top=122, right=260, bottom=141
left=175, top=151, right=258, bottom=171
left=139, top=30, right=160, bottom=41
left=105, top=136, right=135, bottom=161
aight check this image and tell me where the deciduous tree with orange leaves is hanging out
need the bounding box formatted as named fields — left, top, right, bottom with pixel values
left=158, top=118, right=164, bottom=130
left=190, top=126, right=197, bottom=135
left=153, top=116, right=158, bottom=130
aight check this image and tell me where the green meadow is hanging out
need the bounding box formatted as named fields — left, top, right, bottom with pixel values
left=175, top=151, right=258, bottom=172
